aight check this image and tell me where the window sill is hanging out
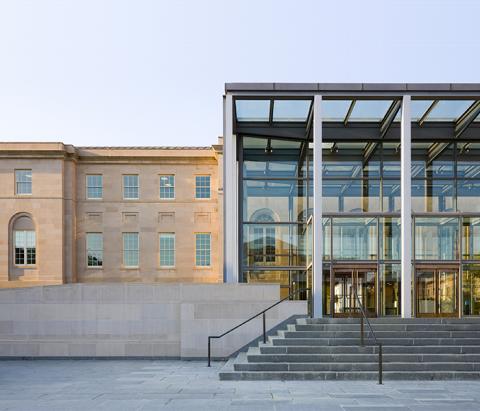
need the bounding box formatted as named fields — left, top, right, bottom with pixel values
left=87, top=266, right=103, bottom=270
left=122, top=266, right=140, bottom=270
left=86, top=198, right=103, bottom=201
left=14, top=265, right=36, bottom=269
left=158, top=267, right=176, bottom=270
left=15, top=193, right=32, bottom=197
left=159, top=198, right=176, bottom=201
left=194, top=266, right=212, bottom=270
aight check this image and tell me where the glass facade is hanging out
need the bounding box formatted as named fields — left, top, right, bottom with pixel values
left=232, top=94, right=480, bottom=317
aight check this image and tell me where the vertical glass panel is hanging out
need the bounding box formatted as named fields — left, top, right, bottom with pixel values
left=323, top=218, right=331, bottom=260
left=382, top=179, right=400, bottom=212
left=462, top=217, right=480, bottom=260
left=235, top=100, right=270, bottom=122
left=382, top=143, right=401, bottom=178
left=411, top=180, right=454, bottom=212
left=323, top=266, right=331, bottom=315
left=414, top=217, right=459, bottom=260
left=457, top=180, right=480, bottom=212
left=195, top=233, right=211, bottom=266
left=272, top=100, right=311, bottom=122
left=86, top=233, right=103, bottom=267
left=379, top=218, right=401, bottom=260
left=322, top=180, right=380, bottom=212
left=416, top=269, right=436, bottom=315
left=438, top=269, right=457, bottom=315
left=333, top=269, right=353, bottom=315
left=332, top=218, right=377, bottom=260
left=159, top=233, right=175, bottom=267
left=463, top=264, right=480, bottom=315
left=379, top=264, right=401, bottom=316
left=123, top=233, right=139, bottom=267
left=243, top=180, right=306, bottom=222
left=357, top=269, right=376, bottom=316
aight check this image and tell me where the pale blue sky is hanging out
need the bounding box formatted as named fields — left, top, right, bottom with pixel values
left=0, top=0, right=479, bottom=146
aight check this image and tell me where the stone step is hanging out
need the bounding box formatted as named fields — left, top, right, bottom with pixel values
left=246, top=352, right=480, bottom=363
left=259, top=344, right=480, bottom=354
left=270, top=336, right=480, bottom=346
left=234, top=362, right=480, bottom=372
left=219, top=370, right=480, bottom=381
left=303, top=318, right=480, bottom=325
left=293, top=323, right=480, bottom=332
left=281, top=330, right=480, bottom=339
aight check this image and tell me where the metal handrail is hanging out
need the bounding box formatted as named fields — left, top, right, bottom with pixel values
left=352, top=288, right=383, bottom=384
left=207, top=287, right=312, bottom=367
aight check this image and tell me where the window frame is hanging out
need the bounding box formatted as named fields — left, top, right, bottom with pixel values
left=122, top=232, right=139, bottom=268
left=86, top=233, right=103, bottom=268
left=159, top=232, right=176, bottom=268
left=86, top=174, right=103, bottom=200
left=123, top=174, right=139, bottom=200
left=195, top=232, right=211, bottom=267
left=13, top=229, right=36, bottom=267
left=159, top=174, right=175, bottom=200
left=195, top=175, right=211, bottom=200
left=15, top=169, right=32, bottom=196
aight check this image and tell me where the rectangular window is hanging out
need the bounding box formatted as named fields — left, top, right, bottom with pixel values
left=86, top=233, right=103, bottom=267
left=414, top=217, right=459, bottom=260
left=123, top=175, right=139, bottom=199
left=195, top=175, right=211, bottom=199
left=123, top=232, right=139, bottom=267
left=160, top=175, right=175, bottom=199
left=86, top=175, right=103, bottom=199
left=159, top=233, right=175, bottom=267
left=195, top=233, right=211, bottom=267
left=15, top=169, right=32, bottom=195
left=14, top=230, right=36, bottom=265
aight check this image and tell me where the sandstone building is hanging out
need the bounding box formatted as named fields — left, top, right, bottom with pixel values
left=0, top=142, right=223, bottom=288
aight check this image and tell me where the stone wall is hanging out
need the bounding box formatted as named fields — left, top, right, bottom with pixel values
left=0, top=283, right=306, bottom=358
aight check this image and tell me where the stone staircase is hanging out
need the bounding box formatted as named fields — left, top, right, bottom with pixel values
left=219, top=317, right=480, bottom=380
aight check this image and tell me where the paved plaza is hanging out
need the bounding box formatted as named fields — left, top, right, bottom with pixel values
left=0, top=360, right=480, bottom=410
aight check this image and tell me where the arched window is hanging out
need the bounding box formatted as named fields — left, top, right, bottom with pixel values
left=11, top=215, right=36, bottom=266
left=250, top=209, right=277, bottom=264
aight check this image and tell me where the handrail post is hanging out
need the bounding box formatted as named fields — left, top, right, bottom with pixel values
left=378, top=343, right=383, bottom=385
left=360, top=315, right=364, bottom=346
left=262, top=312, right=266, bottom=344
left=208, top=337, right=211, bottom=367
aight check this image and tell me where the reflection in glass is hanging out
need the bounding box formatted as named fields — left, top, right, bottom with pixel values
left=332, top=218, right=377, bottom=260
left=382, top=180, right=400, bottom=212
left=463, top=264, right=480, bottom=315
left=243, top=224, right=302, bottom=267
left=457, top=180, right=480, bottom=212
left=462, top=218, right=480, bottom=260
left=414, top=217, right=459, bottom=260
left=457, top=143, right=480, bottom=178
left=243, top=270, right=307, bottom=299
left=412, top=180, right=455, bottom=212
left=380, top=264, right=401, bottom=316
left=417, top=269, right=436, bottom=315
left=411, top=143, right=454, bottom=178
left=323, top=180, right=380, bottom=212
left=243, top=180, right=306, bottom=222
left=438, top=269, right=457, bottom=315
left=379, top=218, right=401, bottom=260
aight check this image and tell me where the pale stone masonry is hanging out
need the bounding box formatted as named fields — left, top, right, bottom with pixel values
left=0, top=141, right=223, bottom=288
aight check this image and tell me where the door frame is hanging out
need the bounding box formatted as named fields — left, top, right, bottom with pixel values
left=415, top=264, right=459, bottom=318
left=331, top=264, right=377, bottom=318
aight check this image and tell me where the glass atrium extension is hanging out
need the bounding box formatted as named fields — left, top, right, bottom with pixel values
left=224, top=84, right=480, bottom=318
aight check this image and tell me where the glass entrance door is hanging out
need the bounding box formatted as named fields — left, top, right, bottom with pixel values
left=333, top=267, right=376, bottom=317
left=416, top=267, right=458, bottom=317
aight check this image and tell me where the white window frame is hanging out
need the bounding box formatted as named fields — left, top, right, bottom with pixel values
left=86, top=174, right=103, bottom=200
left=195, top=175, right=211, bottom=199
left=195, top=232, right=211, bottom=267
left=123, top=232, right=139, bottom=268
left=159, top=233, right=175, bottom=268
left=15, top=169, right=32, bottom=195
left=159, top=174, right=175, bottom=200
left=123, top=174, right=139, bottom=200
left=86, top=233, right=103, bottom=268
left=13, top=230, right=36, bottom=266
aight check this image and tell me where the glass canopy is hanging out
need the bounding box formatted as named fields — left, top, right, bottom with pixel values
left=235, top=99, right=312, bottom=123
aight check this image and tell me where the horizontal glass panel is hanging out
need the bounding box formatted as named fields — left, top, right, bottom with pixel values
left=457, top=180, right=480, bottom=212
left=235, top=100, right=270, bottom=122
left=382, top=143, right=401, bottom=177
left=379, top=218, right=401, bottom=260
left=323, top=180, right=380, bottom=212
left=462, top=264, right=480, bottom=315
left=243, top=180, right=307, bottom=222
left=457, top=143, right=480, bottom=178
left=242, top=224, right=303, bottom=268
left=426, top=100, right=475, bottom=122
left=411, top=143, right=454, bottom=178
left=332, top=217, right=377, bottom=260
left=382, top=179, right=401, bottom=212
left=462, top=218, right=480, bottom=260
left=348, top=100, right=392, bottom=122
left=412, top=180, right=455, bottom=212
left=272, top=100, right=311, bottom=122
left=414, top=217, right=459, bottom=260
left=379, top=263, right=401, bottom=316
left=243, top=160, right=299, bottom=178
left=322, top=100, right=351, bottom=122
